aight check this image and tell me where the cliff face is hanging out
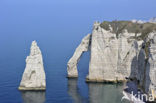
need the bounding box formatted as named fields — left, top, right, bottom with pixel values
left=67, top=22, right=143, bottom=82
left=143, top=33, right=156, bottom=97
left=67, top=21, right=156, bottom=98
left=87, top=23, right=119, bottom=82
left=19, top=41, right=46, bottom=90
left=86, top=22, right=139, bottom=82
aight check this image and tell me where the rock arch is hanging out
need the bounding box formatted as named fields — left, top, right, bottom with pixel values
left=67, top=34, right=91, bottom=78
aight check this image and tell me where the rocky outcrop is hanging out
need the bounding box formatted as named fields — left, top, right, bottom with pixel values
left=67, top=22, right=140, bottom=82
left=67, top=20, right=156, bottom=102
left=67, top=34, right=91, bottom=77
left=128, top=31, right=156, bottom=100
left=19, top=41, right=46, bottom=90
left=143, top=33, right=156, bottom=98
left=86, top=22, right=138, bottom=82
left=67, top=21, right=156, bottom=85
left=86, top=22, right=119, bottom=82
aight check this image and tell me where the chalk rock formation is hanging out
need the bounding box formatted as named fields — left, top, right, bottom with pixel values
left=144, top=33, right=156, bottom=98
left=118, top=40, right=138, bottom=80
left=86, top=22, right=138, bottom=82
left=19, top=41, right=46, bottom=90
left=117, top=30, right=139, bottom=80
left=68, top=22, right=139, bottom=82
left=87, top=22, right=119, bottom=82
left=67, top=34, right=91, bottom=77
left=67, top=21, right=156, bottom=83
left=135, top=32, right=156, bottom=99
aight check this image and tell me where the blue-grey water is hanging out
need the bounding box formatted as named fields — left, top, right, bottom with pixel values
left=0, top=0, right=155, bottom=103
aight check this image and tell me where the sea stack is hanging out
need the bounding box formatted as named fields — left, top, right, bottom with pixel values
left=19, top=41, right=46, bottom=90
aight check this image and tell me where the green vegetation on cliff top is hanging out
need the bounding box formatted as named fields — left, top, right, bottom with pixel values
left=100, top=21, right=156, bottom=40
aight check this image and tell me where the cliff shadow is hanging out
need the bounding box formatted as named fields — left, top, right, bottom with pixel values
left=67, top=78, right=89, bottom=103
left=130, top=48, right=151, bottom=93
left=20, top=91, right=45, bottom=103
left=129, top=55, right=138, bottom=80
left=127, top=47, right=151, bottom=102
left=143, top=59, right=151, bottom=94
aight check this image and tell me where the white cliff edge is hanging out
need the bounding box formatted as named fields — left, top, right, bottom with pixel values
left=19, top=41, right=46, bottom=90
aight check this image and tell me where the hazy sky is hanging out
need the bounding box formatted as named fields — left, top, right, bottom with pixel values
left=0, top=0, right=156, bottom=38
left=0, top=0, right=156, bottom=22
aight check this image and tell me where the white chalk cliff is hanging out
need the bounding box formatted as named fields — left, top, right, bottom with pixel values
left=19, top=41, right=46, bottom=90
left=67, top=21, right=156, bottom=100
left=68, top=22, right=139, bottom=82
left=67, top=34, right=91, bottom=77
left=87, top=22, right=138, bottom=82
left=141, top=32, right=156, bottom=98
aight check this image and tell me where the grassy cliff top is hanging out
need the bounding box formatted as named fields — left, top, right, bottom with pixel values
left=100, top=21, right=156, bottom=40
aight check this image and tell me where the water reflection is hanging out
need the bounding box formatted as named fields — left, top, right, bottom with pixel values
left=88, top=83, right=125, bottom=103
left=21, top=91, right=45, bottom=103
left=67, top=78, right=88, bottom=103
left=67, top=78, right=128, bottom=103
